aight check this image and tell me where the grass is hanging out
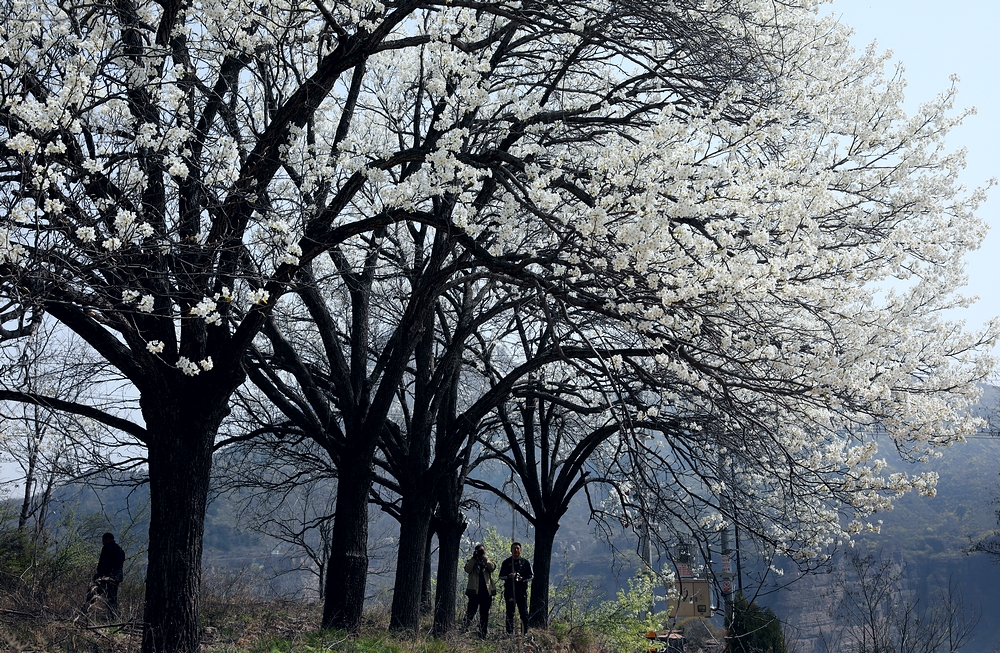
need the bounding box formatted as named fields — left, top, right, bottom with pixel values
left=0, top=550, right=615, bottom=653
left=1, top=591, right=613, bottom=653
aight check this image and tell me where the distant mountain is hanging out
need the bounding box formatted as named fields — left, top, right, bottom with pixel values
left=764, top=384, right=1000, bottom=653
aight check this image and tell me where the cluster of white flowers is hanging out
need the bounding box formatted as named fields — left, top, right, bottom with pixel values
left=249, top=288, right=270, bottom=305
left=176, top=356, right=214, bottom=376
left=263, top=220, right=302, bottom=266
left=190, top=297, right=222, bottom=325
left=6, top=132, right=36, bottom=155
left=121, top=290, right=156, bottom=313
left=0, top=228, right=26, bottom=264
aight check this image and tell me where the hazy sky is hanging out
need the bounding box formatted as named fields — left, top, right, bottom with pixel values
left=826, top=0, right=1000, bottom=352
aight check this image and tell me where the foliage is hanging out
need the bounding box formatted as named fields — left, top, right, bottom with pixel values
left=1, top=508, right=93, bottom=597
left=590, top=578, right=657, bottom=653
left=727, top=593, right=787, bottom=653
left=0, top=500, right=147, bottom=615
left=0, top=528, right=34, bottom=589
left=475, top=526, right=534, bottom=565
left=547, top=558, right=607, bottom=631
left=552, top=570, right=667, bottom=653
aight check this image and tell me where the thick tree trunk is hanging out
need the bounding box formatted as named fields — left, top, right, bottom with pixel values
left=432, top=512, right=466, bottom=636
left=389, top=489, right=436, bottom=631
left=322, top=439, right=376, bottom=631
left=141, top=388, right=228, bottom=653
left=389, top=308, right=437, bottom=633
left=432, top=467, right=467, bottom=636
left=528, top=519, right=559, bottom=629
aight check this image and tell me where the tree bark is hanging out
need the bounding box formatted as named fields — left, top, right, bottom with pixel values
left=432, top=500, right=466, bottom=637
left=420, top=527, right=434, bottom=616
left=389, top=488, right=436, bottom=631
left=16, top=431, right=37, bottom=534
left=528, top=518, right=559, bottom=629
left=321, top=439, right=376, bottom=632
left=141, top=386, right=229, bottom=653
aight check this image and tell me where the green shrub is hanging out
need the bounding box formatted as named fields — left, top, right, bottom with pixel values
left=727, top=593, right=787, bottom=653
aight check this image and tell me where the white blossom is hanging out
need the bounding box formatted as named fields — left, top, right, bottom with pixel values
left=190, top=297, right=220, bottom=324
left=190, top=297, right=217, bottom=318
left=43, top=199, right=65, bottom=215
left=6, top=132, right=36, bottom=154
left=0, top=228, right=25, bottom=263
left=165, top=154, right=188, bottom=179
left=176, top=357, right=200, bottom=376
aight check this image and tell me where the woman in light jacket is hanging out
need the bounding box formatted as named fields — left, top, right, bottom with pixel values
left=463, top=544, right=496, bottom=637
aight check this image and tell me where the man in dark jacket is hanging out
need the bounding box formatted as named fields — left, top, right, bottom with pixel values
left=89, top=532, right=126, bottom=618
left=499, top=542, right=533, bottom=635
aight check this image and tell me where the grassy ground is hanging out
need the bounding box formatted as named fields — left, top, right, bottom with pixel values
left=1, top=592, right=606, bottom=653
left=0, top=540, right=608, bottom=652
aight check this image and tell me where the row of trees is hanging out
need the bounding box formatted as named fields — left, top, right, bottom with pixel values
left=1, top=0, right=995, bottom=651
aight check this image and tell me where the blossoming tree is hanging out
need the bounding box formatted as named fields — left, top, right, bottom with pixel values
left=0, top=0, right=466, bottom=648
left=1, top=0, right=996, bottom=649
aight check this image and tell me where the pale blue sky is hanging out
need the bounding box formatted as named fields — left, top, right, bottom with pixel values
left=827, top=1, right=1000, bottom=355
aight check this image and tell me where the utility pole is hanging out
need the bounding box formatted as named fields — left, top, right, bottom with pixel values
left=720, top=523, right=735, bottom=624
left=718, top=448, right=736, bottom=623
left=735, top=522, right=743, bottom=595
left=640, top=520, right=655, bottom=618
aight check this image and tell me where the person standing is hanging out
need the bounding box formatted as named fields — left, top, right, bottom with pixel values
left=89, top=532, right=126, bottom=618
left=463, top=544, right=496, bottom=637
left=499, top=541, right=533, bottom=635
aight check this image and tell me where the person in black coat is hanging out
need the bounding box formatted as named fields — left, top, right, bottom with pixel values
left=498, top=542, right=533, bottom=634
left=89, top=532, right=125, bottom=618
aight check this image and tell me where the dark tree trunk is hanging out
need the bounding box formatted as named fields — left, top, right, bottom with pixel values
left=420, top=528, right=434, bottom=616
left=389, top=489, right=436, bottom=631
left=388, top=303, right=438, bottom=632
left=17, top=441, right=36, bottom=534
left=141, top=387, right=229, bottom=653
left=432, top=508, right=466, bottom=636
left=528, top=519, right=559, bottom=629
left=322, top=438, right=376, bottom=631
